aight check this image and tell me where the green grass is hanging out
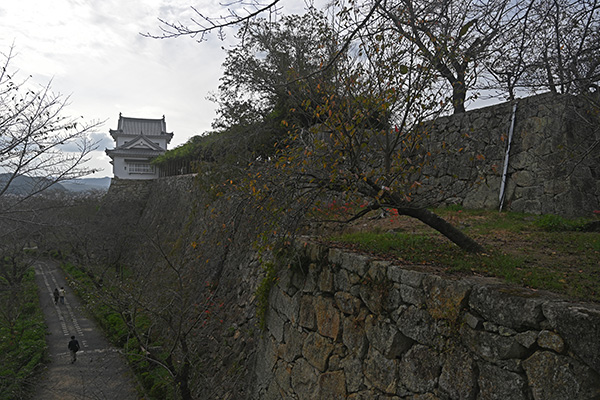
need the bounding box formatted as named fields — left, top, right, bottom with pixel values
left=533, top=214, right=591, bottom=232
left=0, top=268, right=48, bottom=400
left=332, top=231, right=526, bottom=273
left=255, top=262, right=278, bottom=330
left=329, top=209, right=600, bottom=302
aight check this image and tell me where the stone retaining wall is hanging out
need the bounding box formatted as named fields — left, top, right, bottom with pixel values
left=254, top=241, right=600, bottom=399
left=100, top=175, right=600, bottom=398
left=101, top=178, right=153, bottom=212
left=420, top=92, right=600, bottom=217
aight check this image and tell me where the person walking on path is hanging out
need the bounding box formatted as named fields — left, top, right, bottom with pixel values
left=33, top=260, right=139, bottom=399
left=53, top=288, right=59, bottom=304
left=59, top=286, right=66, bottom=304
left=68, top=336, right=80, bottom=363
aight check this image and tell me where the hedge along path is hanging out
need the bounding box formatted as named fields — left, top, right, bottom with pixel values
left=31, top=260, right=140, bottom=400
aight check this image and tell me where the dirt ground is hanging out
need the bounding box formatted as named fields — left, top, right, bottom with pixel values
left=31, top=260, right=141, bottom=400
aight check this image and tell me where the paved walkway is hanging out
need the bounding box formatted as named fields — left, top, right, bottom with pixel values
left=32, top=260, right=140, bottom=400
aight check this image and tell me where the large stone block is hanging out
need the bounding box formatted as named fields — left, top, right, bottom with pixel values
left=536, top=330, right=564, bottom=353
left=367, top=260, right=389, bottom=281
left=469, top=284, right=546, bottom=329
left=302, top=332, right=335, bottom=372
left=314, top=296, right=341, bottom=340
left=422, top=275, right=471, bottom=322
left=291, top=358, right=318, bottom=400
left=298, top=295, right=316, bottom=330
left=543, top=301, right=600, bottom=373
left=344, top=253, right=370, bottom=276
left=477, top=362, right=527, bottom=400
left=342, top=316, right=369, bottom=359
left=438, top=344, right=477, bottom=400
left=388, top=265, right=405, bottom=283
left=302, top=263, right=320, bottom=293
left=401, top=269, right=427, bottom=288
left=511, top=197, right=542, bottom=214
left=266, top=305, right=286, bottom=342
left=335, top=291, right=361, bottom=315
left=396, top=305, right=439, bottom=347
left=512, top=170, right=536, bottom=187
left=319, top=266, right=334, bottom=293
left=364, top=348, right=398, bottom=394
left=400, top=284, right=426, bottom=307
left=317, top=370, right=346, bottom=400
left=399, top=344, right=441, bottom=394
left=272, top=286, right=300, bottom=326
left=274, top=359, right=292, bottom=395
left=334, top=268, right=351, bottom=291
left=461, top=325, right=528, bottom=362
left=384, top=286, right=403, bottom=312
left=514, top=330, right=538, bottom=349
left=328, top=247, right=345, bottom=267
left=342, top=356, right=364, bottom=393
left=331, top=250, right=369, bottom=276
left=365, top=314, right=413, bottom=359
left=359, top=282, right=384, bottom=314
left=523, top=351, right=600, bottom=400
left=280, top=323, right=305, bottom=363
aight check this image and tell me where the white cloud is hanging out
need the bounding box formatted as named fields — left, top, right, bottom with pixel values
left=0, top=0, right=318, bottom=178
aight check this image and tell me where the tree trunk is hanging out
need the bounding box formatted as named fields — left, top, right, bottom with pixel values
left=176, top=337, right=192, bottom=400
left=452, top=79, right=466, bottom=114
left=362, top=179, right=483, bottom=253
left=397, top=206, right=484, bottom=253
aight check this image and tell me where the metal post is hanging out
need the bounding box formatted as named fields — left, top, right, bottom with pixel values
left=499, top=101, right=518, bottom=212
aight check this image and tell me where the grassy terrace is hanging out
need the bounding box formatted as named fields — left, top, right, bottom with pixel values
left=324, top=208, right=600, bottom=302
left=0, top=268, right=47, bottom=400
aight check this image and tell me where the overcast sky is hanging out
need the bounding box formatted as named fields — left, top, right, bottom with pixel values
left=0, top=0, right=312, bottom=178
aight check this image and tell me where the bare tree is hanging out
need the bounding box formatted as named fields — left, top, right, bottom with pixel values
left=150, top=0, right=522, bottom=114
left=483, top=0, right=600, bottom=97
left=530, top=0, right=600, bottom=94
left=144, top=0, right=285, bottom=41
left=0, top=45, right=104, bottom=360
left=370, top=0, right=520, bottom=113
left=0, top=45, right=103, bottom=215
left=150, top=5, right=488, bottom=251
left=198, top=16, right=485, bottom=251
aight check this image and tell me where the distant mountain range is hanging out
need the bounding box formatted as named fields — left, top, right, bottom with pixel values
left=60, top=177, right=112, bottom=192
left=0, top=174, right=111, bottom=195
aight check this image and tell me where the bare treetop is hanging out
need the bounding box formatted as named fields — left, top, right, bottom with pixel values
left=0, top=45, right=104, bottom=210
left=144, top=0, right=286, bottom=41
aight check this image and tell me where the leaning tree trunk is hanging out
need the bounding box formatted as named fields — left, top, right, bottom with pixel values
left=397, top=206, right=484, bottom=253
left=361, top=179, right=484, bottom=253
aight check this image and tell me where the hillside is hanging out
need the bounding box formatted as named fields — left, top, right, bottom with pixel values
left=0, top=173, right=67, bottom=195
left=0, top=174, right=111, bottom=195
left=60, top=177, right=111, bottom=192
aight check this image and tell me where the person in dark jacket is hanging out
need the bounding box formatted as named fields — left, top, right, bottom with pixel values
left=59, top=287, right=66, bottom=304
left=53, top=288, right=59, bottom=304
left=68, top=336, right=80, bottom=363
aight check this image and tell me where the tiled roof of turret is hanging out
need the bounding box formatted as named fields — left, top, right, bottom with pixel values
left=109, top=114, right=173, bottom=142
left=105, top=148, right=165, bottom=158
left=113, top=135, right=164, bottom=151
left=105, top=135, right=167, bottom=159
